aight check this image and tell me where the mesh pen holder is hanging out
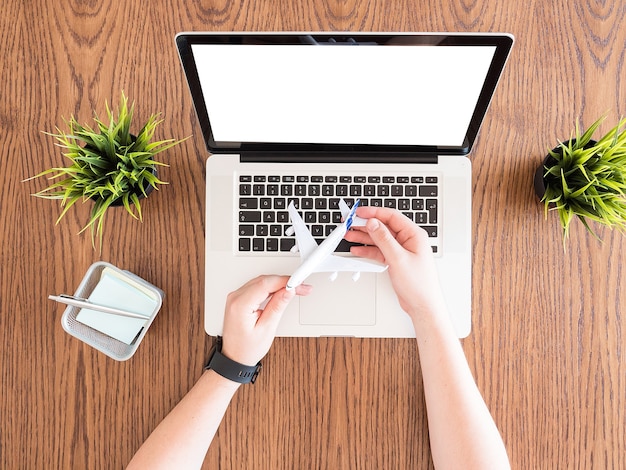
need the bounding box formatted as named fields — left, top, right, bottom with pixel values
left=60, top=261, right=164, bottom=361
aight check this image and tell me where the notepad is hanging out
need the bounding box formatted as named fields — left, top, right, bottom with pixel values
left=76, top=268, right=158, bottom=345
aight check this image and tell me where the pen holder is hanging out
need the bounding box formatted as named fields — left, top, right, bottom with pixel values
left=60, top=261, right=164, bottom=361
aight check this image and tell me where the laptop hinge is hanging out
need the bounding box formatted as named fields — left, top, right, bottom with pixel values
left=239, top=151, right=438, bottom=164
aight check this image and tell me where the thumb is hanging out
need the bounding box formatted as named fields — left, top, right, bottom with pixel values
left=366, top=217, right=404, bottom=265
left=256, top=288, right=295, bottom=330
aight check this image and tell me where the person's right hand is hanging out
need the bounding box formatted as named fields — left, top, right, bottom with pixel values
left=344, top=206, right=448, bottom=324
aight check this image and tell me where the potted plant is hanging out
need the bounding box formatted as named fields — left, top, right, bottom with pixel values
left=534, top=115, right=626, bottom=242
left=27, top=92, right=187, bottom=249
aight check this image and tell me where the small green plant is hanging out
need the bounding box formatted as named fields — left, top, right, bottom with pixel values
left=27, top=92, right=187, bottom=249
left=540, top=115, right=626, bottom=241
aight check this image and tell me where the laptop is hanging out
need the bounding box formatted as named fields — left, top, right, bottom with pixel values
left=176, top=32, right=513, bottom=338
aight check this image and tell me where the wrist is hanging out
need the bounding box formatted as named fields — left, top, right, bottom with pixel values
left=204, top=336, right=263, bottom=384
left=202, top=369, right=242, bottom=393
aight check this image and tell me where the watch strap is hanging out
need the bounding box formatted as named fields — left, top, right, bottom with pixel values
left=204, top=336, right=262, bottom=384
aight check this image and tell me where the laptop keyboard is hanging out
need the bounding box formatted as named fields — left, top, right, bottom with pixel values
left=237, top=174, right=441, bottom=254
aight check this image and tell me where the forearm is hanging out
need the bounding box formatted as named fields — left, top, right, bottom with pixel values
left=414, top=312, right=510, bottom=470
left=127, top=370, right=240, bottom=470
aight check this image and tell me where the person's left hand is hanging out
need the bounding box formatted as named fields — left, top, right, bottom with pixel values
left=221, top=275, right=312, bottom=366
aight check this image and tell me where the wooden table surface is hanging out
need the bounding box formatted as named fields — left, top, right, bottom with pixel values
left=2, top=1, right=625, bottom=468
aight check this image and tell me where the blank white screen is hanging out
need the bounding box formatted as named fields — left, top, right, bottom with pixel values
left=192, top=44, right=496, bottom=147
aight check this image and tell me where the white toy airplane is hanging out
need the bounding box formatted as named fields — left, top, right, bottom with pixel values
left=286, top=198, right=388, bottom=291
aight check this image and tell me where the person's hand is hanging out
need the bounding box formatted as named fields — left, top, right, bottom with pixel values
left=344, top=207, right=447, bottom=324
left=221, top=275, right=312, bottom=366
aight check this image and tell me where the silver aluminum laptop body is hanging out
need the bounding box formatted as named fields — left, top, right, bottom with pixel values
left=176, top=32, right=513, bottom=338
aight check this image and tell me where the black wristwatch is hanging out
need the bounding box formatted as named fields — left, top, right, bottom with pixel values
left=204, top=336, right=262, bottom=384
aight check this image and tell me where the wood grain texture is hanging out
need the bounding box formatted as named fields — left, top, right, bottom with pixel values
left=1, top=0, right=624, bottom=469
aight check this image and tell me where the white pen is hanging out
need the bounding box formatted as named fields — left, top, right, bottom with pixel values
left=48, top=294, right=150, bottom=320
left=286, top=200, right=360, bottom=291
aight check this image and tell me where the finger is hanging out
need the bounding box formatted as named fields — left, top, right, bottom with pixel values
left=363, top=217, right=406, bottom=265
left=230, top=275, right=289, bottom=314
left=256, top=287, right=295, bottom=330
left=350, top=245, right=386, bottom=264
left=344, top=228, right=374, bottom=245
left=356, top=206, right=416, bottom=234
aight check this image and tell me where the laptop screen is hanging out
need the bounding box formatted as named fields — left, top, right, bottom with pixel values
left=177, top=33, right=513, bottom=156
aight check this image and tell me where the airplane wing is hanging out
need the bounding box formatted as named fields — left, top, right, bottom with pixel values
left=315, top=254, right=387, bottom=273
left=287, top=202, right=318, bottom=258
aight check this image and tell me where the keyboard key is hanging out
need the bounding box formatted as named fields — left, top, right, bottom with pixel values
left=267, top=184, right=279, bottom=196
left=277, top=211, right=289, bottom=223
left=364, top=185, right=376, bottom=196
left=253, top=184, right=265, bottom=195
left=280, top=238, right=296, bottom=252
left=426, top=176, right=438, bottom=183
left=260, top=198, right=271, bottom=209
left=419, top=185, right=438, bottom=197
left=336, top=185, right=348, bottom=196
left=305, top=212, right=316, bottom=223
left=350, top=185, right=362, bottom=196
left=274, top=198, right=286, bottom=209
left=268, top=175, right=280, bottom=182
left=413, top=199, right=424, bottom=211
left=239, top=238, right=251, bottom=251
left=297, top=175, right=309, bottom=182
left=263, top=212, right=275, bottom=223
left=240, top=175, right=252, bottom=182
left=253, top=238, right=264, bottom=251
left=239, top=225, right=254, bottom=236
left=270, top=225, right=282, bottom=236
left=383, top=176, right=395, bottom=183
left=421, top=226, right=438, bottom=237
left=416, top=212, right=427, bottom=224
left=283, top=176, right=295, bottom=182
left=315, top=199, right=327, bottom=210
left=391, top=185, right=403, bottom=196
left=256, top=224, right=268, bottom=236
left=322, top=185, right=334, bottom=196
left=340, top=176, right=352, bottom=183
left=239, top=184, right=252, bottom=196
left=405, top=185, right=417, bottom=197
left=254, top=175, right=266, bottom=182
left=267, top=238, right=279, bottom=251
left=377, top=185, right=390, bottom=197
left=239, top=211, right=261, bottom=223
left=308, top=185, right=320, bottom=196
left=325, top=176, right=338, bottom=183
left=368, top=176, right=380, bottom=183
left=281, top=185, right=293, bottom=196
left=354, top=176, right=366, bottom=183
left=384, top=199, right=396, bottom=209
left=311, top=176, right=323, bottom=182
left=301, top=198, right=314, bottom=209
left=239, top=198, right=258, bottom=209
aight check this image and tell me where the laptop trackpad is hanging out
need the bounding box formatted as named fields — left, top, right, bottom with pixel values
left=299, top=273, right=376, bottom=326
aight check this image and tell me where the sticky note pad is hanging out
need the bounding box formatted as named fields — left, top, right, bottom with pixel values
left=76, top=268, right=158, bottom=345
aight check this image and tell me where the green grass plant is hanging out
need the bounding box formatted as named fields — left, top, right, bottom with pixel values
left=541, top=115, right=626, bottom=242
left=27, top=92, right=187, bottom=250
